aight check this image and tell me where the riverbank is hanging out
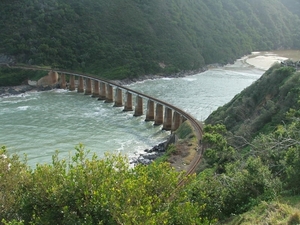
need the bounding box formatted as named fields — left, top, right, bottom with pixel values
left=2, top=50, right=299, bottom=97
left=244, top=50, right=300, bottom=70
left=0, top=64, right=211, bottom=97
left=111, top=66, right=211, bottom=86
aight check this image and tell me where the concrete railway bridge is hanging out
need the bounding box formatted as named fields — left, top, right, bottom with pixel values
left=57, top=70, right=204, bottom=175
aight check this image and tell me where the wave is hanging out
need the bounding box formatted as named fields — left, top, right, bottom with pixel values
left=17, top=106, right=29, bottom=110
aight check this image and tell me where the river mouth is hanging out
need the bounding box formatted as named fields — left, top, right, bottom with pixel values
left=245, top=50, right=300, bottom=70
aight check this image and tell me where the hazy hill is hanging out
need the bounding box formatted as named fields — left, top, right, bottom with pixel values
left=280, top=0, right=300, bottom=17
left=0, top=0, right=300, bottom=80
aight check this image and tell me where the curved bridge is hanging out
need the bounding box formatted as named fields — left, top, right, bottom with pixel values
left=57, top=71, right=204, bottom=176
left=4, top=64, right=204, bottom=177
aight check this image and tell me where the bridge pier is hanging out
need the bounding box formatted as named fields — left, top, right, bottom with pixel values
left=84, top=78, right=92, bottom=95
left=69, top=75, right=75, bottom=91
left=114, top=88, right=123, bottom=107
left=85, top=78, right=92, bottom=95
left=163, top=107, right=172, bottom=130
left=98, top=82, right=106, bottom=100
left=145, top=100, right=155, bottom=121
left=92, top=80, right=100, bottom=97
left=172, top=111, right=182, bottom=131
left=77, top=76, right=84, bottom=93
left=50, top=70, right=203, bottom=160
left=134, top=96, right=143, bottom=116
left=105, top=84, right=114, bottom=103
left=60, top=74, right=66, bottom=89
left=123, top=92, right=133, bottom=111
left=154, top=103, right=163, bottom=125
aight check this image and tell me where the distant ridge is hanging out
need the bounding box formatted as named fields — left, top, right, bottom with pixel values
left=0, top=0, right=299, bottom=80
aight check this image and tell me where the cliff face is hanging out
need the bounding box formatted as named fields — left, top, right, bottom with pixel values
left=0, top=0, right=299, bottom=79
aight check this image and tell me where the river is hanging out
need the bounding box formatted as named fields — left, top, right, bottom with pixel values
left=0, top=51, right=297, bottom=167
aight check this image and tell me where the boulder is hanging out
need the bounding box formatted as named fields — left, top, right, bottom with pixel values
left=8, top=88, right=20, bottom=95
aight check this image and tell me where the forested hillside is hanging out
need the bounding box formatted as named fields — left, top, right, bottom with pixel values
left=200, top=63, right=300, bottom=224
left=280, top=0, right=300, bottom=17
left=0, top=0, right=300, bottom=80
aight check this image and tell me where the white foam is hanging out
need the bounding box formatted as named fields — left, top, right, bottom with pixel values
left=162, top=77, right=174, bottom=80
left=53, top=89, right=69, bottom=93
left=17, top=106, right=29, bottom=110
left=182, top=77, right=197, bottom=81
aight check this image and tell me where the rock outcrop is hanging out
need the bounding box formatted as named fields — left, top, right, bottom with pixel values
left=37, top=70, right=59, bottom=87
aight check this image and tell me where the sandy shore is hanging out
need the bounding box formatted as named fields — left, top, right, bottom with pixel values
left=245, top=50, right=300, bottom=70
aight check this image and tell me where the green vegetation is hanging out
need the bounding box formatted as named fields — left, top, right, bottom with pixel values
left=0, top=68, right=46, bottom=86
left=175, top=120, right=195, bottom=139
left=198, top=64, right=300, bottom=223
left=0, top=0, right=300, bottom=84
left=227, top=200, right=300, bottom=225
left=1, top=0, right=300, bottom=223
left=0, top=144, right=206, bottom=225
left=280, top=0, right=300, bottom=18
left=155, top=121, right=198, bottom=166
left=206, top=64, right=300, bottom=147
left=1, top=64, right=300, bottom=224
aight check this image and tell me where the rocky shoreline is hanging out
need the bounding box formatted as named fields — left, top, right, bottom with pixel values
left=0, top=84, right=61, bottom=98
left=130, top=133, right=176, bottom=165
left=111, top=66, right=212, bottom=86
left=0, top=65, right=214, bottom=97
left=130, top=142, right=167, bottom=165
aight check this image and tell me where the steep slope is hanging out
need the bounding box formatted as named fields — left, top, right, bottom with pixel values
left=0, top=0, right=299, bottom=80
left=205, top=63, right=300, bottom=147
left=189, top=63, right=300, bottom=223
left=280, top=0, right=300, bottom=18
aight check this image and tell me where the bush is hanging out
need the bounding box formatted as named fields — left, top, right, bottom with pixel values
left=188, top=157, right=281, bottom=220
left=0, top=145, right=206, bottom=225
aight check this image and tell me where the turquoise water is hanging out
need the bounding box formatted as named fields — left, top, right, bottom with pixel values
left=0, top=60, right=263, bottom=167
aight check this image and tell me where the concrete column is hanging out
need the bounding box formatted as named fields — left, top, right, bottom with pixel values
left=123, top=92, right=133, bottom=111
left=163, top=107, right=172, bottom=130
left=154, top=103, right=163, bottom=125
left=60, top=74, right=66, bottom=89
left=92, top=80, right=100, bottom=98
left=145, top=100, right=155, bottom=121
left=114, top=88, right=123, bottom=107
left=105, top=84, right=114, bottom=103
left=69, top=75, right=75, bottom=91
left=172, top=111, right=182, bottom=131
left=98, top=82, right=106, bottom=100
left=85, top=78, right=92, bottom=95
left=77, top=76, right=84, bottom=93
left=134, top=95, right=143, bottom=116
